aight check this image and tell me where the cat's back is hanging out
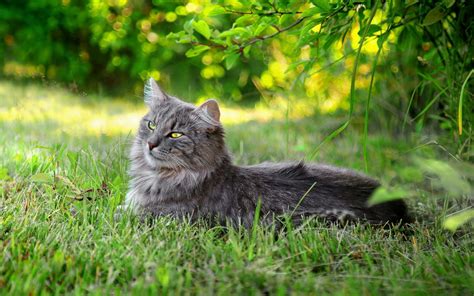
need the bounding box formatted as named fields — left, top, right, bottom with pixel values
left=242, top=161, right=309, bottom=180
left=236, top=161, right=409, bottom=224
left=236, top=161, right=380, bottom=209
left=242, top=161, right=378, bottom=187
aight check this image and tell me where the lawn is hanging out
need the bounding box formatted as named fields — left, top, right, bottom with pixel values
left=0, top=80, right=472, bottom=295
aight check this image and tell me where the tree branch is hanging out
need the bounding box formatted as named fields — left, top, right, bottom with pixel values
left=225, top=8, right=302, bottom=16
left=238, top=17, right=308, bottom=52
left=190, top=40, right=226, bottom=50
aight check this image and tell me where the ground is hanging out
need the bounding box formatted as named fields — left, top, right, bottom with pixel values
left=0, top=81, right=472, bottom=295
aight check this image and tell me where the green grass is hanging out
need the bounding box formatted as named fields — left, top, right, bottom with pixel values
left=0, top=81, right=472, bottom=295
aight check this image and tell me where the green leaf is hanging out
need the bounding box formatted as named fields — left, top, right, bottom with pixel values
left=442, top=0, right=456, bottom=8
left=297, top=33, right=320, bottom=49
left=415, top=158, right=472, bottom=196
left=310, top=0, right=330, bottom=13
left=166, top=31, right=187, bottom=40
left=192, top=20, right=211, bottom=39
left=166, top=32, right=181, bottom=40
left=219, top=30, right=238, bottom=38
left=225, top=53, right=240, bottom=70
left=243, top=45, right=251, bottom=58
left=358, top=24, right=382, bottom=37
left=443, top=209, right=474, bottom=231
left=185, top=45, right=210, bottom=57
left=297, top=19, right=321, bottom=48
left=183, top=20, right=194, bottom=34
left=368, top=187, right=408, bottom=206
left=31, top=173, right=54, bottom=184
left=254, top=23, right=268, bottom=36
left=259, top=16, right=275, bottom=25
left=206, top=6, right=226, bottom=16
left=301, top=7, right=320, bottom=18
left=422, top=6, right=445, bottom=26
left=234, top=15, right=258, bottom=27
left=167, top=31, right=193, bottom=44
left=323, top=33, right=339, bottom=50
left=219, top=27, right=251, bottom=39
left=178, top=35, right=194, bottom=44
left=279, top=14, right=295, bottom=26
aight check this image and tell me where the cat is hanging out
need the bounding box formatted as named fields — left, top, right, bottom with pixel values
left=117, top=78, right=410, bottom=227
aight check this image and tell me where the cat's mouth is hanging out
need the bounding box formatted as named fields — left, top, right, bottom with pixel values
left=142, top=145, right=170, bottom=167
left=146, top=154, right=172, bottom=170
left=149, top=151, right=170, bottom=164
left=149, top=151, right=166, bottom=161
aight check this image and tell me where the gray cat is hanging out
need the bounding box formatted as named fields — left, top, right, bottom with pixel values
left=118, top=78, right=409, bottom=227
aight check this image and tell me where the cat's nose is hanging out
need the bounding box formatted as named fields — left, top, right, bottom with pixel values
left=148, top=142, right=158, bottom=151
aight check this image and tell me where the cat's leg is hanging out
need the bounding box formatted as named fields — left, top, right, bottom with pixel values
left=114, top=189, right=140, bottom=221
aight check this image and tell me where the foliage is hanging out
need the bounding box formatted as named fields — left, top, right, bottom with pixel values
left=170, top=0, right=473, bottom=157
left=0, top=0, right=196, bottom=93
left=368, top=156, right=473, bottom=230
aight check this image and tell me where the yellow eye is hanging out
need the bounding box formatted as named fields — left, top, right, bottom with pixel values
left=169, top=132, right=183, bottom=138
left=147, top=121, right=157, bottom=130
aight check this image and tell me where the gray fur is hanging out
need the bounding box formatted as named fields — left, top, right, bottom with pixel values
left=120, top=79, right=410, bottom=227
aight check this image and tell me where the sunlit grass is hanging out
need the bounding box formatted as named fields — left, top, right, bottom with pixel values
left=0, top=80, right=310, bottom=138
left=0, top=80, right=472, bottom=294
left=0, top=81, right=143, bottom=138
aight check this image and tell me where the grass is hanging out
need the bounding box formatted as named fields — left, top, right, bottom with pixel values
left=0, top=80, right=472, bottom=295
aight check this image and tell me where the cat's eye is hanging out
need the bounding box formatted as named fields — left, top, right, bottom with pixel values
left=169, top=132, right=183, bottom=139
left=147, top=121, right=157, bottom=131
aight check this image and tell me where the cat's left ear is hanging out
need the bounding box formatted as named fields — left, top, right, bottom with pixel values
left=144, top=78, right=167, bottom=107
left=197, top=99, right=220, bottom=125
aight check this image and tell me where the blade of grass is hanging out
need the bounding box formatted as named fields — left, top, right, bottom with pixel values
left=308, top=121, right=350, bottom=160
left=290, top=181, right=318, bottom=217
left=363, top=31, right=388, bottom=173
left=412, top=86, right=449, bottom=121
left=402, top=81, right=423, bottom=133
left=458, top=69, right=474, bottom=135
left=285, top=95, right=290, bottom=158
left=417, top=71, right=445, bottom=92
left=308, top=1, right=379, bottom=160
left=248, top=197, right=262, bottom=261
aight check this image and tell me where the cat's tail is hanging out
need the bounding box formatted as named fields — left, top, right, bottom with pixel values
left=363, top=199, right=412, bottom=225
left=305, top=200, right=411, bottom=226
left=276, top=162, right=412, bottom=226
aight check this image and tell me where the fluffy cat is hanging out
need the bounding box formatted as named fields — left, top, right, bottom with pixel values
left=118, top=78, right=410, bottom=227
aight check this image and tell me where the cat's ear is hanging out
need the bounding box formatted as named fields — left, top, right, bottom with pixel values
left=144, top=78, right=167, bottom=107
left=197, top=99, right=221, bottom=124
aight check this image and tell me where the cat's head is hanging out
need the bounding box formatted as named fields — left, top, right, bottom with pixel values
left=133, top=78, right=227, bottom=171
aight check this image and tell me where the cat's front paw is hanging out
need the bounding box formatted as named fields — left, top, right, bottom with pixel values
left=114, top=204, right=134, bottom=221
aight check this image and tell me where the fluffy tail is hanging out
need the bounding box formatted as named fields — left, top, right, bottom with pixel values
left=364, top=199, right=412, bottom=224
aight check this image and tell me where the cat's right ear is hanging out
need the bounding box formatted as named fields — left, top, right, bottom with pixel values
left=144, top=78, right=167, bottom=108
left=196, top=99, right=221, bottom=125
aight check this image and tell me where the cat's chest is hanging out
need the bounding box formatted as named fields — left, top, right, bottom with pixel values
left=126, top=169, right=205, bottom=207
left=124, top=173, right=161, bottom=208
